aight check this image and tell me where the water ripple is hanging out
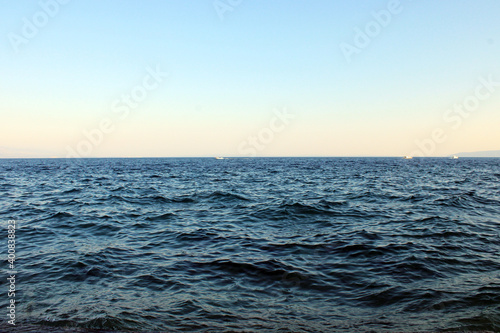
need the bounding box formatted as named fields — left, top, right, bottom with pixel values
left=0, top=157, right=499, bottom=332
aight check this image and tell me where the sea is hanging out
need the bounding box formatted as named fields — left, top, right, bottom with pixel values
left=0, top=157, right=499, bottom=332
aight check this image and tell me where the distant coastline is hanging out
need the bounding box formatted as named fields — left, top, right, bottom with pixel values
left=452, top=150, right=500, bottom=158
left=1, top=154, right=500, bottom=159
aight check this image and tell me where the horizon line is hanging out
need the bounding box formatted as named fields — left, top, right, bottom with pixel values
left=1, top=155, right=497, bottom=160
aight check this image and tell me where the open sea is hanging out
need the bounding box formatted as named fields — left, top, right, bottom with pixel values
left=1, top=157, right=499, bottom=332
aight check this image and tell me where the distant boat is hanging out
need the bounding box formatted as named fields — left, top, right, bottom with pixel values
left=451, top=155, right=459, bottom=159
left=404, top=156, right=413, bottom=159
left=215, top=157, right=225, bottom=160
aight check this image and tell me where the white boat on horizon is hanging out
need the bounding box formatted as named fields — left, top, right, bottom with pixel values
left=404, top=156, right=413, bottom=159
left=451, top=155, right=459, bottom=159
left=215, top=157, right=225, bottom=160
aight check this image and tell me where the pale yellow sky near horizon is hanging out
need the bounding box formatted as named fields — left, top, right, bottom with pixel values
left=2, top=1, right=500, bottom=158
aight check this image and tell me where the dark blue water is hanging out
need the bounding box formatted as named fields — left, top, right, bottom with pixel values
left=1, top=157, right=499, bottom=332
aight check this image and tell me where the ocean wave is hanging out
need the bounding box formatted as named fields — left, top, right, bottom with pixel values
left=2, top=157, right=499, bottom=332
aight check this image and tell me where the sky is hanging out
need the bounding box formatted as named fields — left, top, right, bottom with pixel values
left=1, top=0, right=499, bottom=158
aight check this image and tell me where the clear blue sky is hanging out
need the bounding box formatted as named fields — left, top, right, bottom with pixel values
left=1, top=0, right=499, bottom=157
